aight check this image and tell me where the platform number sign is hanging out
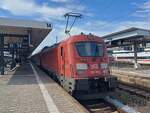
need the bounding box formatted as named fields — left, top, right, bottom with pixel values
left=46, top=23, right=51, bottom=28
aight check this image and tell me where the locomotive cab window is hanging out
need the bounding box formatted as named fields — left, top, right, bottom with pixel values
left=75, top=42, right=104, bottom=57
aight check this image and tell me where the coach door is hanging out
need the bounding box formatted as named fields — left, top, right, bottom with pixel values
left=60, top=46, right=65, bottom=76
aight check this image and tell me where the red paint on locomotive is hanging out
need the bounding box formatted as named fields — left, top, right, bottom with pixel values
left=41, top=35, right=110, bottom=78
left=38, top=34, right=117, bottom=99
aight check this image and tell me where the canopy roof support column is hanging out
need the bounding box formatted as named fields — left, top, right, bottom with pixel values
left=11, top=48, right=15, bottom=69
left=28, top=31, right=31, bottom=56
left=0, top=36, right=4, bottom=75
left=133, top=42, right=140, bottom=69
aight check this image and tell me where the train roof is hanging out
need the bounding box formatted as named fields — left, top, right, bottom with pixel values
left=41, top=43, right=60, bottom=53
left=61, top=34, right=104, bottom=43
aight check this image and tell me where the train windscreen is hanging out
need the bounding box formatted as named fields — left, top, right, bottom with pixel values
left=76, top=42, right=103, bottom=57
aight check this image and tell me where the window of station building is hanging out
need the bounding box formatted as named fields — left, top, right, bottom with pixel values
left=124, top=46, right=132, bottom=50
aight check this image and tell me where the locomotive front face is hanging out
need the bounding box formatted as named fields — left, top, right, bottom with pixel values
left=39, top=34, right=118, bottom=99
left=68, top=37, right=118, bottom=99
left=73, top=41, right=110, bottom=78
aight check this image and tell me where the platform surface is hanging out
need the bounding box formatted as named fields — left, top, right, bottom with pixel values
left=111, top=66, right=150, bottom=78
left=0, top=62, right=88, bottom=113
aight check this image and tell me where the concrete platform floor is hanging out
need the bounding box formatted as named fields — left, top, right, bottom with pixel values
left=110, top=66, right=150, bottom=89
left=110, top=66, right=150, bottom=78
left=0, top=62, right=88, bottom=113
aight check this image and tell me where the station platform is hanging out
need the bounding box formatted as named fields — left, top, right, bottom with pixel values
left=0, top=62, right=88, bottom=113
left=111, top=66, right=150, bottom=78
left=111, top=66, right=150, bottom=89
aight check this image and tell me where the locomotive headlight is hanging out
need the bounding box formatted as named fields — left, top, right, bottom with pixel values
left=100, top=63, right=108, bottom=69
left=76, top=63, right=88, bottom=70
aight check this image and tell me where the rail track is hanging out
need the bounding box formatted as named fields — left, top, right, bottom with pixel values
left=118, top=83, right=150, bottom=100
left=79, top=82, right=150, bottom=113
left=113, top=83, right=150, bottom=113
left=79, top=96, right=141, bottom=113
left=80, top=99, right=118, bottom=113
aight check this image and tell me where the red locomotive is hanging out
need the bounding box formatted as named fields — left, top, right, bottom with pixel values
left=33, top=34, right=117, bottom=99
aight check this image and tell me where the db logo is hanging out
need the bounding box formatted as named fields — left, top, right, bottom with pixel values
left=90, top=70, right=100, bottom=74
left=90, top=64, right=99, bottom=69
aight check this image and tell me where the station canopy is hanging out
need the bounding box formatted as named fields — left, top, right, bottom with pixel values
left=0, top=17, right=52, bottom=53
left=103, top=27, right=150, bottom=47
left=102, top=27, right=150, bottom=68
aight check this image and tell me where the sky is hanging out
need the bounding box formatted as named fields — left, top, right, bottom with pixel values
left=0, top=0, right=150, bottom=54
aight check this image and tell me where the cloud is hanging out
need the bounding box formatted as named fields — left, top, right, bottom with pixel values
left=0, top=0, right=68, bottom=20
left=0, top=0, right=36, bottom=15
left=0, top=0, right=86, bottom=21
left=50, top=0, right=71, bottom=3
left=134, top=1, right=150, bottom=19
left=141, top=1, right=150, bottom=9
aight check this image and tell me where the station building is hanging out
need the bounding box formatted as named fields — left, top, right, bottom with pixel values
left=0, top=17, right=52, bottom=74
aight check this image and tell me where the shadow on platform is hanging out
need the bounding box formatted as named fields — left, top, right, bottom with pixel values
left=8, top=63, right=37, bottom=85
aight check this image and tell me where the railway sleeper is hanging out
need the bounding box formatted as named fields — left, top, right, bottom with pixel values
left=118, top=85, right=150, bottom=100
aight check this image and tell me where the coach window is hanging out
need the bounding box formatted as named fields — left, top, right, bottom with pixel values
left=61, top=47, right=63, bottom=57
